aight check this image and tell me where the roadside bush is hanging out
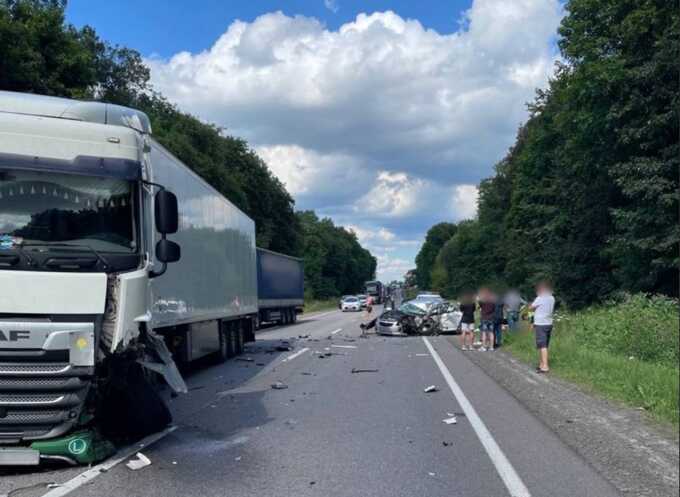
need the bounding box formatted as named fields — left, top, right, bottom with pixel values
left=567, top=294, right=679, bottom=365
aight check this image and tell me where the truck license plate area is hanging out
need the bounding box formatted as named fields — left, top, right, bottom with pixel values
left=0, top=447, right=40, bottom=465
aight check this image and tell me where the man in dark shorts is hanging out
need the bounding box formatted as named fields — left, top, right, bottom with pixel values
left=530, top=281, right=555, bottom=373
left=458, top=293, right=476, bottom=351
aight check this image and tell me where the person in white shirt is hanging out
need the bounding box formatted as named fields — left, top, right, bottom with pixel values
left=529, top=281, right=555, bottom=373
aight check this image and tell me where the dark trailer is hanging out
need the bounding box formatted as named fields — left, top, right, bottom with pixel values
left=256, top=247, right=304, bottom=326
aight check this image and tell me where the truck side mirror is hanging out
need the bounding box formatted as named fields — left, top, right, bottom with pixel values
left=156, top=239, right=181, bottom=263
left=155, top=190, right=178, bottom=234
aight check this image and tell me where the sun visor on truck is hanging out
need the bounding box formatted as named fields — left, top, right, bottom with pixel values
left=0, top=153, right=141, bottom=180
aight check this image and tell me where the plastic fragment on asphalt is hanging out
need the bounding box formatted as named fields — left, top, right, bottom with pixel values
left=442, top=441, right=451, bottom=447
left=428, top=472, right=436, bottom=476
left=351, top=368, right=379, bottom=373
left=126, top=452, right=151, bottom=470
left=276, top=345, right=292, bottom=352
left=236, top=357, right=254, bottom=362
left=271, top=382, right=289, bottom=389
left=443, top=416, right=457, bottom=425
left=331, top=344, right=357, bottom=349
left=415, top=353, right=428, bottom=357
left=424, top=385, right=438, bottom=393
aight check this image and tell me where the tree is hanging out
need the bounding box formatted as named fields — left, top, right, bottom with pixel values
left=414, top=222, right=457, bottom=290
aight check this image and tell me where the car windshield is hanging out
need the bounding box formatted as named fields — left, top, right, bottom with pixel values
left=345, top=297, right=358, bottom=302
left=0, top=169, right=136, bottom=253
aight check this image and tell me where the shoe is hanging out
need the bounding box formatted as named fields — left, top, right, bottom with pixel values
left=488, top=347, right=495, bottom=351
left=479, top=347, right=487, bottom=352
left=535, top=368, right=549, bottom=374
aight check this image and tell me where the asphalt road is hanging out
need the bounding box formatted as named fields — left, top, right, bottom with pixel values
left=1, top=307, right=621, bottom=497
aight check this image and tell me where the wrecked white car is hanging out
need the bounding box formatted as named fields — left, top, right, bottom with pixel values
left=371, top=300, right=462, bottom=336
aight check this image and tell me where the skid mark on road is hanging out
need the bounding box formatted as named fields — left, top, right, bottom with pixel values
left=423, top=337, right=531, bottom=497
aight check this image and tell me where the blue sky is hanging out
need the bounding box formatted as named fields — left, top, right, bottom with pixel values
left=66, top=1, right=563, bottom=283
left=67, top=1, right=471, bottom=57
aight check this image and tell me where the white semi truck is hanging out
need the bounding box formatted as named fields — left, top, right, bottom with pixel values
left=0, top=92, right=259, bottom=465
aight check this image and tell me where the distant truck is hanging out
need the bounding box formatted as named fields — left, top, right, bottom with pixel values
left=0, top=92, right=262, bottom=466
left=365, top=280, right=385, bottom=304
left=256, top=247, right=303, bottom=327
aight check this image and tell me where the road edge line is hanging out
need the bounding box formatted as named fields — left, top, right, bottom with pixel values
left=422, top=337, right=531, bottom=497
left=282, top=347, right=309, bottom=363
left=41, top=425, right=177, bottom=497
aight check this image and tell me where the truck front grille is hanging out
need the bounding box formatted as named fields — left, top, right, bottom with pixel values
left=0, top=362, right=92, bottom=443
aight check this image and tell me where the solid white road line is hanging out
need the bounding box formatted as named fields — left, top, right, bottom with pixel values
left=41, top=426, right=177, bottom=497
left=422, top=337, right=531, bottom=497
left=282, top=347, right=309, bottom=363
left=330, top=328, right=343, bottom=335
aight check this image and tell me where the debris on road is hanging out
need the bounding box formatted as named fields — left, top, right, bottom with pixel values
left=351, top=368, right=379, bottom=373
left=442, top=441, right=452, bottom=447
left=415, top=353, right=428, bottom=357
left=276, top=345, right=293, bottom=352
left=424, top=385, right=439, bottom=393
left=271, top=381, right=289, bottom=390
left=331, top=344, right=357, bottom=349
left=126, top=452, right=152, bottom=471
left=236, top=357, right=254, bottom=362
left=443, top=416, right=458, bottom=425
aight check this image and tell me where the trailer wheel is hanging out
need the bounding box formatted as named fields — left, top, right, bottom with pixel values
left=235, top=322, right=244, bottom=354
left=216, top=323, right=229, bottom=363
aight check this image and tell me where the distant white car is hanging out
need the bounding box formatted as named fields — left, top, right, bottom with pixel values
left=341, top=296, right=361, bottom=312
left=356, top=294, right=368, bottom=307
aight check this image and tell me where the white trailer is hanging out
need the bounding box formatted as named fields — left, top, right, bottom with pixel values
left=0, top=91, right=257, bottom=465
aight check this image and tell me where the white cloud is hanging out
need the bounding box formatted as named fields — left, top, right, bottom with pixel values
left=451, top=184, right=479, bottom=220
left=146, top=1, right=563, bottom=280
left=324, top=0, right=339, bottom=14
left=354, top=171, right=427, bottom=217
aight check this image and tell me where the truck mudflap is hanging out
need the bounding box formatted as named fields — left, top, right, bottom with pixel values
left=138, top=330, right=187, bottom=394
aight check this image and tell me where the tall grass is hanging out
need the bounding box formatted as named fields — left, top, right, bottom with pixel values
left=504, top=294, right=679, bottom=427
left=303, top=298, right=339, bottom=314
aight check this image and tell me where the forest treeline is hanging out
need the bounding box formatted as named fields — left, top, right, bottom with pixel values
left=0, top=0, right=376, bottom=298
left=415, top=0, right=678, bottom=307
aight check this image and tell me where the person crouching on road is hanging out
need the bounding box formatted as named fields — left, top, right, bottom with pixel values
left=493, top=293, right=505, bottom=348
left=530, top=281, right=555, bottom=373
left=477, top=288, right=496, bottom=351
left=458, top=293, right=476, bottom=351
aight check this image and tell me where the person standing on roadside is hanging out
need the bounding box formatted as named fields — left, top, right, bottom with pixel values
left=504, top=289, right=526, bottom=332
left=477, top=288, right=496, bottom=351
left=365, top=295, right=374, bottom=317
left=458, top=293, right=476, bottom=351
left=493, top=293, right=505, bottom=347
left=530, top=281, right=555, bottom=373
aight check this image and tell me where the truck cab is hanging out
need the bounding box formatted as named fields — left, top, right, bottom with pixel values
left=0, top=91, right=182, bottom=465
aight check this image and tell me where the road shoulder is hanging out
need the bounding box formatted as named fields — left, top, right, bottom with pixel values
left=456, top=341, right=679, bottom=497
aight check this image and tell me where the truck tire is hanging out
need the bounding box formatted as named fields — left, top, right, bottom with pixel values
left=235, top=322, right=244, bottom=355
left=227, top=323, right=237, bottom=358
left=99, top=362, right=171, bottom=441
left=292, top=309, right=297, bottom=323
left=281, top=309, right=289, bottom=325
left=216, top=323, right=229, bottom=363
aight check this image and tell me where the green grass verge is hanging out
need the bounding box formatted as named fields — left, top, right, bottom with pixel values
left=303, top=298, right=339, bottom=314
left=504, top=295, right=679, bottom=428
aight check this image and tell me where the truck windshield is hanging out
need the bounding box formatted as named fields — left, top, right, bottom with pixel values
left=0, top=169, right=136, bottom=253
